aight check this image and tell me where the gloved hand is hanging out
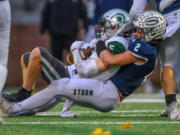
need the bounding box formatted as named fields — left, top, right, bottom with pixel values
left=70, top=41, right=85, bottom=52
left=159, top=0, right=176, bottom=12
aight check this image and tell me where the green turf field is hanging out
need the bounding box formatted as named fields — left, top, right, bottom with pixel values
left=1, top=94, right=180, bottom=135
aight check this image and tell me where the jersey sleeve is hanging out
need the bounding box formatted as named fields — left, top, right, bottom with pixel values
left=105, top=36, right=129, bottom=54
left=128, top=40, right=150, bottom=61
left=129, top=0, right=147, bottom=18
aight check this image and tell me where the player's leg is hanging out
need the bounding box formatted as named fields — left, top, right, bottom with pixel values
left=3, top=47, right=70, bottom=101
left=2, top=48, right=42, bottom=101
left=3, top=47, right=76, bottom=116
left=0, top=78, right=120, bottom=116
left=159, top=28, right=180, bottom=120
left=38, top=47, right=76, bottom=117
left=0, top=0, right=11, bottom=92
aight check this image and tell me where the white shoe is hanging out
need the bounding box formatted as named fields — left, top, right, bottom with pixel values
left=170, top=109, right=180, bottom=120
left=60, top=110, right=77, bottom=118
left=159, top=102, right=180, bottom=120
left=0, top=94, right=13, bottom=116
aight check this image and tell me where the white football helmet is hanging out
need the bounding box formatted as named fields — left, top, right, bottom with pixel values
left=96, top=9, right=132, bottom=40
left=133, top=11, right=166, bottom=42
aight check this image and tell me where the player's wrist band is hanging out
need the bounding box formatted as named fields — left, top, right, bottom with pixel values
left=96, top=40, right=107, bottom=57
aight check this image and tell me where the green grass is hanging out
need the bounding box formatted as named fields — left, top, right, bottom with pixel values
left=1, top=95, right=180, bottom=135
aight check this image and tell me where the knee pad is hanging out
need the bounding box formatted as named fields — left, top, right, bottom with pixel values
left=23, top=52, right=30, bottom=67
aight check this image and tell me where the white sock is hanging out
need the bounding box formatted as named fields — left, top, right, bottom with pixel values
left=0, top=64, right=7, bottom=92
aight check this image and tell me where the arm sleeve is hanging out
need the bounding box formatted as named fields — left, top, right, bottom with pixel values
left=129, top=0, right=147, bottom=19
left=72, top=50, right=98, bottom=77
left=128, top=41, right=148, bottom=62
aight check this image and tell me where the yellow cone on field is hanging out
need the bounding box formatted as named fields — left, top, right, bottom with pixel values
left=119, top=122, right=131, bottom=129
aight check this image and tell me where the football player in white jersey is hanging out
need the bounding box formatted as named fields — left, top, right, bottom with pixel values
left=0, top=0, right=11, bottom=123
left=129, top=0, right=180, bottom=120
left=2, top=9, right=131, bottom=117
left=0, top=11, right=166, bottom=117
left=0, top=0, right=11, bottom=93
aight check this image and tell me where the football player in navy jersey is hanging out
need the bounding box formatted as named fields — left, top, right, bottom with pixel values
left=0, top=11, right=166, bottom=117
left=130, top=0, right=180, bottom=120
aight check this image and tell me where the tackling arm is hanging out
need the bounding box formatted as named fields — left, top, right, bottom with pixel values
left=96, top=40, right=145, bottom=67
left=99, top=50, right=141, bottom=67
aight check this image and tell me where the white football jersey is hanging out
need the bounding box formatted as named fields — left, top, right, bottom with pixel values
left=68, top=36, right=129, bottom=81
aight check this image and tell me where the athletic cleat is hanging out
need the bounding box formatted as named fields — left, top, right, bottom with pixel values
left=2, top=87, right=32, bottom=102
left=159, top=108, right=169, bottom=117
left=60, top=109, right=77, bottom=118
left=0, top=94, right=14, bottom=116
left=170, top=109, right=180, bottom=120
left=159, top=101, right=180, bottom=120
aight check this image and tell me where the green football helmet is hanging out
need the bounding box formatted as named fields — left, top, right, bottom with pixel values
left=96, top=9, right=132, bottom=40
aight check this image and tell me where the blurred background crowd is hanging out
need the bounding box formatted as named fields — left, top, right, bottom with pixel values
left=6, top=0, right=180, bottom=93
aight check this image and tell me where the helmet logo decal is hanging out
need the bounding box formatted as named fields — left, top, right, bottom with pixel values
left=145, top=17, right=159, bottom=25
left=116, top=13, right=125, bottom=22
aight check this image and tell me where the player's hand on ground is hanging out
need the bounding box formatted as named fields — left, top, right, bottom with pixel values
left=70, top=41, right=85, bottom=52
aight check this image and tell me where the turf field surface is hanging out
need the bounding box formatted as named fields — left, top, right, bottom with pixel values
left=1, top=93, right=180, bottom=135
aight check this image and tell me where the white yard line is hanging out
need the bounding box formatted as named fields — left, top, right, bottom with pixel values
left=36, top=110, right=162, bottom=116
left=2, top=121, right=180, bottom=125
left=111, top=114, right=156, bottom=117
left=36, top=113, right=156, bottom=117
left=123, top=99, right=165, bottom=103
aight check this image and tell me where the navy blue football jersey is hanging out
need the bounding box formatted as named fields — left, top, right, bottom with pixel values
left=110, top=40, right=158, bottom=96
left=156, top=0, right=180, bottom=14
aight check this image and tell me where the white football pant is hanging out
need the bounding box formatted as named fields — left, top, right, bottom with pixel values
left=0, top=0, right=11, bottom=92
left=159, top=9, right=180, bottom=68
left=9, top=78, right=120, bottom=115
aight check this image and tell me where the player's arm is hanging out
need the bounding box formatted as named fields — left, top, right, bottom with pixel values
left=159, top=0, right=177, bottom=12
left=99, top=50, right=142, bottom=67
left=96, top=41, right=144, bottom=68
left=72, top=49, right=106, bottom=77
left=129, top=0, right=147, bottom=18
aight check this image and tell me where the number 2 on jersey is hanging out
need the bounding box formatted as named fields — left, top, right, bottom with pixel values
left=134, top=44, right=141, bottom=52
